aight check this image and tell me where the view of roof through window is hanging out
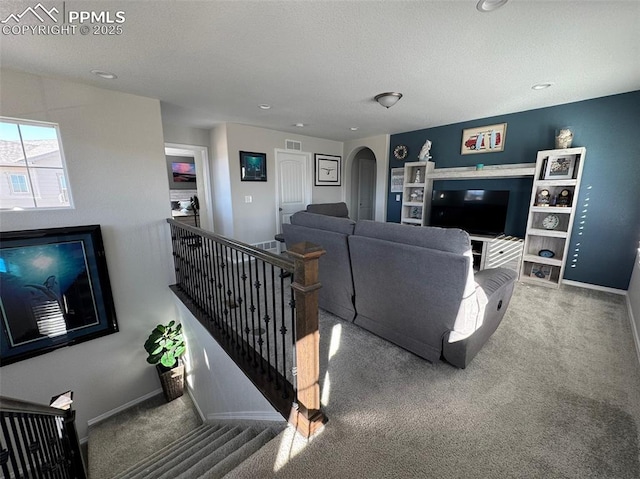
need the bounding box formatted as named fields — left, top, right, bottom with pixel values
left=0, top=118, right=72, bottom=210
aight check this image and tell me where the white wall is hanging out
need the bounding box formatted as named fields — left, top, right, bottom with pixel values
left=175, top=299, right=282, bottom=421
left=343, top=134, right=390, bottom=222
left=0, top=69, right=177, bottom=439
left=210, top=124, right=234, bottom=237
left=224, top=124, right=343, bottom=244
left=161, top=121, right=210, bottom=147
left=628, top=245, right=640, bottom=365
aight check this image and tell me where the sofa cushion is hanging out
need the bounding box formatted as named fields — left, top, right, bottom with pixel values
left=353, top=220, right=470, bottom=255
left=306, top=202, right=349, bottom=217
left=290, top=211, right=355, bottom=235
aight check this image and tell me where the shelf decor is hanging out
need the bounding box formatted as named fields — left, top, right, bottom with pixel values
left=239, top=151, right=267, bottom=182
left=314, top=154, right=341, bottom=186
left=390, top=167, right=404, bottom=193
left=543, top=154, right=576, bottom=180
left=461, top=123, right=507, bottom=155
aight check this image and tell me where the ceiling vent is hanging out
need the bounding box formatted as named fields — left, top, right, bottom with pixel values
left=285, top=139, right=302, bottom=151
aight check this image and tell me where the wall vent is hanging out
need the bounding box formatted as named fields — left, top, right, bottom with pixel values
left=251, top=240, right=278, bottom=253
left=285, top=139, right=302, bottom=151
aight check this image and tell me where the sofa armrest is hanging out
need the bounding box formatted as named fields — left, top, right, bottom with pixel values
left=474, top=267, right=517, bottom=298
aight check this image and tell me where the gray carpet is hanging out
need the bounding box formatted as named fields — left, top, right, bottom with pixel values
left=227, top=282, right=640, bottom=478
left=88, top=393, right=202, bottom=479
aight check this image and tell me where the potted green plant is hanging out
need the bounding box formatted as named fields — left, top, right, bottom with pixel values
left=144, top=320, right=186, bottom=402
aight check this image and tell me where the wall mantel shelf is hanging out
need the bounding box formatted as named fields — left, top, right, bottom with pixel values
left=428, top=162, right=535, bottom=180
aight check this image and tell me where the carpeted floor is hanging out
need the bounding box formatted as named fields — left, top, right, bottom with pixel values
left=88, top=393, right=202, bottom=479
left=227, top=282, right=640, bottom=478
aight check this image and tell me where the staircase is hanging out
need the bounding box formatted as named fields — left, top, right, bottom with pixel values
left=112, top=422, right=282, bottom=479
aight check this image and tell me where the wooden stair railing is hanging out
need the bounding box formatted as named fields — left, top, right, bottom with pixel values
left=167, top=219, right=327, bottom=438
left=0, top=394, right=86, bottom=479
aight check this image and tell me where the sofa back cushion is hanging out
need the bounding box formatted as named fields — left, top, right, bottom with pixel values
left=306, top=202, right=349, bottom=218
left=291, top=211, right=355, bottom=235
left=353, top=220, right=470, bottom=254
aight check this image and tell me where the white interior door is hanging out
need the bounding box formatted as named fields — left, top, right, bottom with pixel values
left=275, top=150, right=311, bottom=248
left=357, top=158, right=376, bottom=220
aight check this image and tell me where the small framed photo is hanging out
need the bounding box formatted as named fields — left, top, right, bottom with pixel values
left=530, top=263, right=552, bottom=280
left=544, top=154, right=576, bottom=180
left=314, top=154, right=341, bottom=186
left=390, top=167, right=404, bottom=193
left=461, top=123, right=507, bottom=155
left=239, top=151, right=267, bottom=182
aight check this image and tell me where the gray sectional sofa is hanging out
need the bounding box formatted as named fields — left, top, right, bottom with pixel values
left=282, top=211, right=517, bottom=368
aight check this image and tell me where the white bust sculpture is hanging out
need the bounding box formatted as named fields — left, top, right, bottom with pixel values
left=418, top=140, right=432, bottom=161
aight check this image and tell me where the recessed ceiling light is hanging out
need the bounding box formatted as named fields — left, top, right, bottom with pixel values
left=90, top=69, right=117, bottom=79
left=258, top=104, right=271, bottom=110
left=476, top=0, right=509, bottom=12
left=350, top=127, right=359, bottom=131
left=295, top=123, right=304, bottom=127
left=532, top=82, right=554, bottom=90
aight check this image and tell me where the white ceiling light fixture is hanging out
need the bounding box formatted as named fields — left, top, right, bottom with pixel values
left=374, top=92, right=403, bottom=109
left=350, top=127, right=359, bottom=131
left=258, top=104, right=271, bottom=110
left=532, top=82, right=554, bottom=90
left=476, top=0, right=509, bottom=12
left=295, top=123, right=305, bottom=127
left=90, top=69, right=117, bottom=79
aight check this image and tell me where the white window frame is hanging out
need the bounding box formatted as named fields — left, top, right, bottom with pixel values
left=0, top=117, right=73, bottom=211
left=8, top=173, right=29, bottom=194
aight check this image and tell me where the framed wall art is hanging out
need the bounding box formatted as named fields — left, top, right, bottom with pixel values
left=314, top=154, right=341, bottom=186
left=239, top=151, right=267, bottom=182
left=390, top=167, right=405, bottom=193
left=0, top=225, right=119, bottom=365
left=461, top=123, right=507, bottom=155
left=166, top=155, right=196, bottom=189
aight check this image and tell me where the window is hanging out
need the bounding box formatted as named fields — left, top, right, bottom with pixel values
left=0, top=118, right=72, bottom=210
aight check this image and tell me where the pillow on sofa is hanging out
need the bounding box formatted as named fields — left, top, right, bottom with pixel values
left=353, top=220, right=470, bottom=255
left=290, top=212, right=356, bottom=235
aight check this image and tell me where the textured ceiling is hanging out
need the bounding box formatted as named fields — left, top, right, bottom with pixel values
left=1, top=0, right=638, bottom=141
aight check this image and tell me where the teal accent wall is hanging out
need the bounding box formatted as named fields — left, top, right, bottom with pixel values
left=387, top=91, right=640, bottom=290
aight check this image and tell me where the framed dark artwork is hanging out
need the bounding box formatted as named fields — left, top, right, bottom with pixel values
left=166, top=155, right=197, bottom=190
left=0, top=225, right=118, bottom=366
left=239, top=151, right=267, bottom=182
left=314, top=154, right=341, bottom=186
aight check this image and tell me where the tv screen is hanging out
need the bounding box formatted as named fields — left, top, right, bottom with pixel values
left=430, top=189, right=509, bottom=236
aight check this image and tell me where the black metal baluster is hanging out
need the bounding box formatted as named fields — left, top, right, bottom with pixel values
left=214, top=241, right=227, bottom=337
left=262, top=261, right=272, bottom=381
left=233, top=250, right=246, bottom=355
left=43, top=416, right=65, bottom=479
left=254, top=258, right=264, bottom=373
left=191, top=230, right=203, bottom=310
left=240, top=252, right=251, bottom=356
left=247, top=252, right=258, bottom=368
left=18, top=414, right=42, bottom=477
left=270, top=264, right=280, bottom=390
left=203, top=237, right=216, bottom=330
left=223, top=245, right=234, bottom=341
left=280, top=271, right=289, bottom=396
left=0, top=416, right=20, bottom=479
left=34, top=416, right=55, bottom=478
left=7, top=415, right=30, bottom=479
left=290, top=284, right=298, bottom=404
left=175, top=226, right=187, bottom=293
left=229, top=249, right=240, bottom=348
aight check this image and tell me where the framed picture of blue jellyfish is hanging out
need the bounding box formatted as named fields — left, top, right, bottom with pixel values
left=0, top=225, right=118, bottom=365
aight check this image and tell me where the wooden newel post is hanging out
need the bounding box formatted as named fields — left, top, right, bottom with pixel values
left=286, top=241, right=328, bottom=437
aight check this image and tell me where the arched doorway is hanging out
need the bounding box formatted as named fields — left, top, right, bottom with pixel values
left=350, top=148, right=377, bottom=220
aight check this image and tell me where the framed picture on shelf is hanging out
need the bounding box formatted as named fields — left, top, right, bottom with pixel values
left=390, top=167, right=404, bottom=193
left=544, top=154, right=576, bottom=180
left=530, top=263, right=552, bottom=281
left=314, top=154, right=341, bottom=186
left=461, top=123, right=507, bottom=155
left=239, top=151, right=267, bottom=182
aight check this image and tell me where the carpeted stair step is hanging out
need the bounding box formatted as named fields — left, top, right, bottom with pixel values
left=199, top=427, right=278, bottom=479
left=114, top=424, right=233, bottom=479
left=171, top=426, right=261, bottom=479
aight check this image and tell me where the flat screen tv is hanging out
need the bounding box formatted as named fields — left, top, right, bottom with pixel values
left=430, top=189, right=509, bottom=236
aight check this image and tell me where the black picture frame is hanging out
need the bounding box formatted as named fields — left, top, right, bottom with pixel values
left=239, top=151, right=267, bottom=182
left=0, top=225, right=119, bottom=366
left=314, top=154, right=342, bottom=186
left=166, top=155, right=197, bottom=190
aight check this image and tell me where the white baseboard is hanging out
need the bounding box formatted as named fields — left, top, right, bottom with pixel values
left=185, top=383, right=206, bottom=423
left=86, top=388, right=162, bottom=428
left=562, top=279, right=627, bottom=295
left=207, top=411, right=284, bottom=422
left=626, top=295, right=640, bottom=367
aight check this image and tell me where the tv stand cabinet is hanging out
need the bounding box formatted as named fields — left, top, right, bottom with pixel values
left=470, top=235, right=524, bottom=274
